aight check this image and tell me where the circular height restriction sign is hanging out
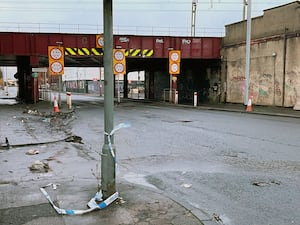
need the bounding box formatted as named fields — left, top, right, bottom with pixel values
left=114, top=50, right=125, bottom=61
left=114, top=63, right=125, bottom=74
left=50, top=48, right=63, bottom=60
left=96, top=34, right=104, bottom=48
left=50, top=62, right=63, bottom=74
left=170, top=64, right=179, bottom=74
left=170, top=52, right=179, bottom=61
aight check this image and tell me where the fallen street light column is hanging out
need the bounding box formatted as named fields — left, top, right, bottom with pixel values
left=101, top=0, right=116, bottom=199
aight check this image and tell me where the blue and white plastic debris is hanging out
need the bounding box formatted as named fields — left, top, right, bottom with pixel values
left=40, top=122, right=130, bottom=215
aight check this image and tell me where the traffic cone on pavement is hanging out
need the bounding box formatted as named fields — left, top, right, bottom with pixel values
left=246, top=96, right=253, bottom=112
left=53, top=96, right=59, bottom=112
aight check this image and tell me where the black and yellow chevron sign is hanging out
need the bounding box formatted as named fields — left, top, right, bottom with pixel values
left=65, top=48, right=153, bottom=57
left=65, top=48, right=104, bottom=56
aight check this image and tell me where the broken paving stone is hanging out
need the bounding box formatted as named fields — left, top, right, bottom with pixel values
left=29, top=160, right=50, bottom=173
left=26, top=149, right=39, bottom=155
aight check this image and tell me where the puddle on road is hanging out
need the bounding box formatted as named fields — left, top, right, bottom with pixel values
left=122, top=172, right=158, bottom=190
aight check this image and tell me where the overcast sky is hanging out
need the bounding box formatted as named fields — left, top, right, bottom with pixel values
left=0, top=0, right=295, bottom=36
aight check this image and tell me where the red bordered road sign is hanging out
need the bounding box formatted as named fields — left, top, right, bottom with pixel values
left=96, top=34, right=104, bottom=48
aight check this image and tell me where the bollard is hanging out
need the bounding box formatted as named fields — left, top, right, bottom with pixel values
left=175, top=90, right=178, bottom=104
left=66, top=92, right=72, bottom=109
left=193, top=91, right=198, bottom=107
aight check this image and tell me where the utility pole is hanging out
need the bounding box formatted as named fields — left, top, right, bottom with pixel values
left=244, top=0, right=252, bottom=105
left=101, top=0, right=115, bottom=199
left=191, top=0, right=198, bottom=37
left=243, top=0, right=247, bottom=20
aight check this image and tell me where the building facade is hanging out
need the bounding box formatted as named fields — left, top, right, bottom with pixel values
left=222, top=1, right=300, bottom=107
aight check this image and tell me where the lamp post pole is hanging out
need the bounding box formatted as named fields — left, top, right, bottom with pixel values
left=244, top=0, right=252, bottom=105
left=101, top=0, right=115, bottom=199
left=191, top=0, right=198, bottom=37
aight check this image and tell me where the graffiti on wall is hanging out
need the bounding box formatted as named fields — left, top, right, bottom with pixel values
left=257, top=73, right=273, bottom=103
left=285, top=67, right=300, bottom=106
left=227, top=60, right=245, bottom=102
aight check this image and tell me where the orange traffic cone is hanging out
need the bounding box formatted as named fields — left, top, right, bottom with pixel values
left=246, top=96, right=253, bottom=112
left=53, top=96, right=59, bottom=112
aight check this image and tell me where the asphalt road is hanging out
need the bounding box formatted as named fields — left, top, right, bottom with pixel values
left=1, top=88, right=299, bottom=225
left=68, top=97, right=300, bottom=225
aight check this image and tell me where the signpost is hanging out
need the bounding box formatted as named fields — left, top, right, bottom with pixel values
left=48, top=46, right=64, bottom=106
left=169, top=50, right=181, bottom=103
left=32, top=72, right=38, bottom=103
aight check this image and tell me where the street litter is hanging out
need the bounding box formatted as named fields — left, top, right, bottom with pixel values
left=42, top=118, right=51, bottom=122
left=181, top=183, right=192, bottom=188
left=40, top=122, right=130, bottom=215
left=26, top=149, right=39, bottom=155
left=0, top=137, right=10, bottom=150
left=40, top=184, right=119, bottom=215
left=23, top=108, right=45, bottom=116
left=252, top=180, right=281, bottom=187
left=29, top=160, right=50, bottom=173
left=105, top=122, right=131, bottom=164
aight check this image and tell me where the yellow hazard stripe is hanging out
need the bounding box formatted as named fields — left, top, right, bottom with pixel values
left=125, top=50, right=129, bottom=57
left=64, top=48, right=153, bottom=57
left=81, top=48, right=90, bottom=55
left=77, top=48, right=85, bottom=56
left=130, top=49, right=141, bottom=57
left=142, top=49, right=154, bottom=57
left=65, top=48, right=77, bottom=56
left=91, top=48, right=103, bottom=56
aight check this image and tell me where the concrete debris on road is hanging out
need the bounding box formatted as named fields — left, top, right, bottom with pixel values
left=23, top=108, right=46, bottom=117
left=64, top=135, right=83, bottom=144
left=29, top=160, right=50, bottom=173
left=26, top=149, right=40, bottom=155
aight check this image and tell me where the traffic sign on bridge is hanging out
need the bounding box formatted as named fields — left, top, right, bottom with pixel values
left=48, top=46, right=64, bottom=75
left=96, top=34, right=104, bottom=48
left=169, top=50, right=181, bottom=75
left=113, top=49, right=126, bottom=75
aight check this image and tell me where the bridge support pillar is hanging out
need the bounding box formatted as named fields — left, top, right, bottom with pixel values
left=16, top=56, right=37, bottom=103
left=123, top=73, right=128, bottom=98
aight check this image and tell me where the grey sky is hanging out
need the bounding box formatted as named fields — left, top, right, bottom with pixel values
left=0, top=0, right=295, bottom=36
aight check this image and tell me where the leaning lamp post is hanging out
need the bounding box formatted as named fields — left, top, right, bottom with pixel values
left=101, top=0, right=116, bottom=199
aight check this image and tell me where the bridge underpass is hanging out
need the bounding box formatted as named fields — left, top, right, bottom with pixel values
left=0, top=32, right=222, bottom=103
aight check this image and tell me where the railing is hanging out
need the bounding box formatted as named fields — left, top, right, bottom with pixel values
left=163, top=88, right=177, bottom=103
left=0, top=22, right=224, bottom=37
left=39, top=88, right=52, bottom=102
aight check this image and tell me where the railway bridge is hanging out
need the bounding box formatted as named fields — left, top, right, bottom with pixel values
left=0, top=32, right=221, bottom=103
